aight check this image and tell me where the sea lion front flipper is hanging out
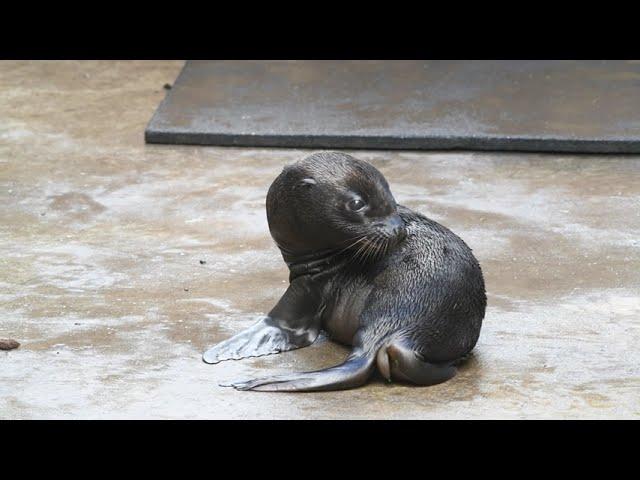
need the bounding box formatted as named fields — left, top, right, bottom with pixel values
left=202, top=316, right=311, bottom=364
left=203, top=277, right=322, bottom=364
left=221, top=352, right=376, bottom=392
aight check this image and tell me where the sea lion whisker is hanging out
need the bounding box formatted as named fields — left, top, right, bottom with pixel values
left=337, top=233, right=368, bottom=246
left=379, top=235, right=389, bottom=259
left=343, top=238, right=371, bottom=266
left=353, top=238, right=370, bottom=264
left=337, top=235, right=368, bottom=256
left=366, top=234, right=382, bottom=261
left=364, top=234, right=381, bottom=263
left=372, top=237, right=383, bottom=262
left=354, top=236, right=375, bottom=264
left=382, top=237, right=390, bottom=259
left=374, top=235, right=386, bottom=260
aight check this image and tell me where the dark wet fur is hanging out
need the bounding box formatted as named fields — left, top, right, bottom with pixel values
left=203, top=152, right=486, bottom=392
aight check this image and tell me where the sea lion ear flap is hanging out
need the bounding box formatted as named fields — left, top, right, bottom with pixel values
left=298, top=178, right=317, bottom=188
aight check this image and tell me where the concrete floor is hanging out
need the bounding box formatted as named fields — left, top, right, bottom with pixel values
left=1, top=61, right=639, bottom=419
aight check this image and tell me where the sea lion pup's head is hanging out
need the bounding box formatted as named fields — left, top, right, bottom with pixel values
left=266, top=152, right=406, bottom=262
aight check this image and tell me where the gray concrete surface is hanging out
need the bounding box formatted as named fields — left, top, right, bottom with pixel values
left=1, top=61, right=639, bottom=419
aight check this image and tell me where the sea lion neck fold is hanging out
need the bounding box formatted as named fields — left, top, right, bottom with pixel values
left=282, top=244, right=357, bottom=282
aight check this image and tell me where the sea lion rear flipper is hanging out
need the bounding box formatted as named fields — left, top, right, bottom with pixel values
left=377, top=339, right=457, bottom=386
left=222, top=352, right=376, bottom=392
left=203, top=277, right=322, bottom=364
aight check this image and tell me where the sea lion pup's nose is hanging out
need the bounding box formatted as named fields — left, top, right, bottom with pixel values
left=386, top=215, right=406, bottom=239
left=374, top=215, right=406, bottom=241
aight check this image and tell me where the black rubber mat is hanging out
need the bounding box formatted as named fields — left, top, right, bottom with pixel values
left=145, top=60, right=640, bottom=153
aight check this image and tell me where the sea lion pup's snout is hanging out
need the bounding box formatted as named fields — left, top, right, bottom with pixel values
left=373, top=214, right=407, bottom=243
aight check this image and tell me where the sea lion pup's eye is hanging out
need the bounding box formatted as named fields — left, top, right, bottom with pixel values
left=346, top=198, right=366, bottom=212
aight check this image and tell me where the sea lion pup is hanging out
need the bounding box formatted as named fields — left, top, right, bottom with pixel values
left=203, top=152, right=486, bottom=392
